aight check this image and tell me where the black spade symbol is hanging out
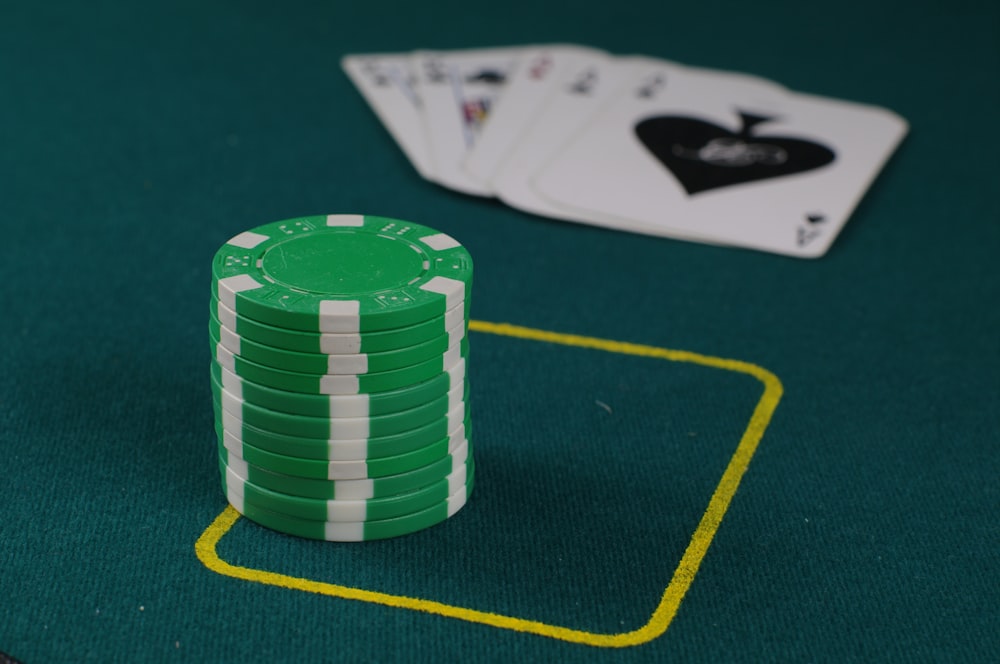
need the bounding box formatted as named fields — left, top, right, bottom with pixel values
left=635, top=112, right=836, bottom=195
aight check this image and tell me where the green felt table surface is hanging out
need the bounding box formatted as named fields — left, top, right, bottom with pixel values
left=2, top=0, right=998, bottom=662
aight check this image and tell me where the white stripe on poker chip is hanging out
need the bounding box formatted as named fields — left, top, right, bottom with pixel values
left=328, top=393, right=369, bottom=419
left=419, top=233, right=460, bottom=251
left=448, top=381, right=465, bottom=411
left=447, top=485, right=468, bottom=518
left=217, top=274, right=264, bottom=308
left=222, top=470, right=256, bottom=520
left=219, top=362, right=242, bottom=399
left=225, top=481, right=245, bottom=514
left=221, top=408, right=243, bottom=447
left=319, top=373, right=360, bottom=395
left=227, top=231, right=270, bottom=249
left=216, top=343, right=236, bottom=372
left=220, top=430, right=242, bottom=459
left=448, top=463, right=469, bottom=495
left=325, top=458, right=368, bottom=481
left=448, top=322, right=466, bottom=347
left=442, top=342, right=463, bottom=369
left=318, top=300, right=361, bottom=333
left=323, top=521, right=365, bottom=541
left=450, top=439, right=469, bottom=468
left=327, top=499, right=365, bottom=522
left=420, top=276, right=465, bottom=311
left=218, top=390, right=243, bottom=420
left=319, top=333, right=362, bottom=355
left=447, top=357, right=466, bottom=385
left=326, top=438, right=368, bottom=461
left=221, top=409, right=242, bottom=440
left=445, top=380, right=465, bottom=402
left=326, top=353, right=368, bottom=374
left=448, top=422, right=467, bottom=451
left=447, top=397, right=465, bottom=432
left=325, top=214, right=365, bottom=227
left=218, top=324, right=241, bottom=354
left=444, top=301, right=465, bottom=330
left=223, top=465, right=245, bottom=497
left=329, top=412, right=370, bottom=440
left=216, top=298, right=237, bottom=330
left=333, top=478, right=374, bottom=500
left=227, top=452, right=249, bottom=477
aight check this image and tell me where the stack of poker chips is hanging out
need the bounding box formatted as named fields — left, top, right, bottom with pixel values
left=209, top=214, right=474, bottom=541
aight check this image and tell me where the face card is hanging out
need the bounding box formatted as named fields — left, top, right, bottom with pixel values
left=415, top=46, right=525, bottom=196
left=488, top=52, right=642, bottom=221
left=462, top=44, right=607, bottom=185
left=531, top=59, right=908, bottom=256
left=341, top=53, right=435, bottom=180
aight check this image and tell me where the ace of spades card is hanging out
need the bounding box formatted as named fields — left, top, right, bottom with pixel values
left=530, top=60, right=909, bottom=258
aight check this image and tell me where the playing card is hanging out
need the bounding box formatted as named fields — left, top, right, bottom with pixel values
left=531, top=59, right=908, bottom=257
left=518, top=57, right=789, bottom=240
left=490, top=54, right=649, bottom=223
left=415, top=46, right=525, bottom=196
left=341, top=53, right=434, bottom=180
left=462, top=44, right=607, bottom=184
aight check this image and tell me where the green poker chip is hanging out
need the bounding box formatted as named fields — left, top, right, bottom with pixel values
left=209, top=311, right=465, bottom=375
left=211, top=295, right=468, bottom=355
left=211, top=374, right=468, bottom=440
left=225, top=474, right=473, bottom=542
left=219, top=438, right=472, bottom=500
left=212, top=214, right=473, bottom=333
left=212, top=336, right=469, bottom=395
left=218, top=423, right=471, bottom=480
left=212, top=392, right=469, bottom=459
left=210, top=361, right=465, bottom=418
left=208, top=214, right=476, bottom=541
left=221, top=453, right=474, bottom=521
left=215, top=403, right=471, bottom=461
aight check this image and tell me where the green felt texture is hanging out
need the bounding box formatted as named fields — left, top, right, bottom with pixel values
left=2, top=0, right=998, bottom=661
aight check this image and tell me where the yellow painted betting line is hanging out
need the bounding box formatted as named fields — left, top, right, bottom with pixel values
left=195, top=320, right=783, bottom=648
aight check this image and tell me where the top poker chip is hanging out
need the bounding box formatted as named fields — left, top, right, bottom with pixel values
left=212, top=214, right=473, bottom=333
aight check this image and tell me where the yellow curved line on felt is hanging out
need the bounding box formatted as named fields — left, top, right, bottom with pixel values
left=195, top=320, right=784, bottom=648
